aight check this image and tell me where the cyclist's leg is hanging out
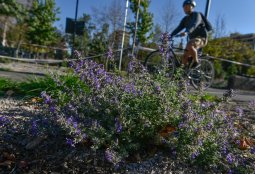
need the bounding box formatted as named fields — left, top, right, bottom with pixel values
left=182, top=39, right=197, bottom=66
left=188, top=38, right=207, bottom=68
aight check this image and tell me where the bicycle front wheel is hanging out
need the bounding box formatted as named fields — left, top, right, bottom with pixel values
left=144, top=51, right=175, bottom=79
left=189, top=58, right=214, bottom=90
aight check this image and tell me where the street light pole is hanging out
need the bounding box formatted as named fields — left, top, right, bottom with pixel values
left=119, top=0, right=129, bottom=71
left=131, top=0, right=141, bottom=56
left=205, top=0, right=211, bottom=19
left=72, top=0, right=79, bottom=57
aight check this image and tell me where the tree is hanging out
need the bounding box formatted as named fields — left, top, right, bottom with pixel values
left=92, top=0, right=125, bottom=47
left=159, top=0, right=179, bottom=32
left=152, top=24, right=163, bottom=44
left=214, top=14, right=227, bottom=39
left=89, top=23, right=109, bottom=63
left=0, top=0, right=24, bottom=46
left=203, top=37, right=255, bottom=78
left=74, top=13, right=95, bottom=56
left=0, top=0, right=24, bottom=16
left=26, top=0, right=59, bottom=46
left=127, top=0, right=154, bottom=44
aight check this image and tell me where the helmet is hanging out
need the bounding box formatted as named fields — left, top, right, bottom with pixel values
left=183, top=0, right=196, bottom=7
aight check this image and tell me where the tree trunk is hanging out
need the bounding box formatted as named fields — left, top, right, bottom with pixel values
left=1, top=18, right=8, bottom=46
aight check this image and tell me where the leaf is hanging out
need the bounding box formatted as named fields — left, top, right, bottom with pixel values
left=31, top=97, right=41, bottom=103
left=239, top=137, right=252, bottom=150
left=159, top=125, right=176, bottom=137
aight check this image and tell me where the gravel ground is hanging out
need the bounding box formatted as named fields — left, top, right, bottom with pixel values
left=0, top=98, right=254, bottom=174
left=0, top=62, right=67, bottom=75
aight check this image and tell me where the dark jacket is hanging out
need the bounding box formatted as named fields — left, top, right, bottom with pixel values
left=171, top=12, right=207, bottom=39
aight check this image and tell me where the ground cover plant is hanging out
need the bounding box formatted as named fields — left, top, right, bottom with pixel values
left=39, top=47, right=255, bottom=173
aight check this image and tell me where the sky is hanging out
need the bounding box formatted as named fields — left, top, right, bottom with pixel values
left=54, top=0, right=255, bottom=35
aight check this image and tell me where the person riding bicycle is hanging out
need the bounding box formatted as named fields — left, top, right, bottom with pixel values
left=170, top=0, right=210, bottom=69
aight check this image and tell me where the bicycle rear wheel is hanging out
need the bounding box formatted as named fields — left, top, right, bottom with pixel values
left=144, top=51, right=175, bottom=78
left=189, top=58, right=214, bottom=90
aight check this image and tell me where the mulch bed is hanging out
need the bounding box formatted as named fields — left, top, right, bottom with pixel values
left=0, top=98, right=254, bottom=173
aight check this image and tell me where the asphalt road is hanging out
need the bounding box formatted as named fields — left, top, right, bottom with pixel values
left=205, top=87, right=255, bottom=102
left=0, top=70, right=254, bottom=102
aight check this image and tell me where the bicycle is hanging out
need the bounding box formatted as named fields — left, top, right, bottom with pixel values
left=144, top=34, right=214, bottom=90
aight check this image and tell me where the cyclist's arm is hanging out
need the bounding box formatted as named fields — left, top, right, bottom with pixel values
left=185, top=12, right=203, bottom=34
left=171, top=19, right=185, bottom=37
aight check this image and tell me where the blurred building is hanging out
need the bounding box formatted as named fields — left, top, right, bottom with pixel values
left=230, top=33, right=255, bottom=50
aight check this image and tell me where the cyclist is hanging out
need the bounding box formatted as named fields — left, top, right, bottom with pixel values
left=170, top=0, right=209, bottom=69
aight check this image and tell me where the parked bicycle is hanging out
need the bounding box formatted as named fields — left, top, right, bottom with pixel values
left=144, top=34, right=214, bottom=90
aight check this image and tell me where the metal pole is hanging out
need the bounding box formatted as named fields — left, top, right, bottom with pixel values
left=205, top=0, right=211, bottom=19
left=119, top=0, right=129, bottom=71
left=72, top=0, right=79, bottom=57
left=131, top=0, right=141, bottom=56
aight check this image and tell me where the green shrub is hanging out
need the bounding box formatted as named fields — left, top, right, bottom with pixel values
left=247, top=66, right=255, bottom=76
left=39, top=56, right=254, bottom=173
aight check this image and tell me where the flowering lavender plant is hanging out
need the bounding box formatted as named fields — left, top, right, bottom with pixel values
left=39, top=50, right=255, bottom=173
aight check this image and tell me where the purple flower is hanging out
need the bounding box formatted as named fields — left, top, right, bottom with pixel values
left=191, top=151, right=199, bottom=159
left=178, top=122, right=185, bottom=129
left=226, top=153, right=234, bottom=164
left=115, top=117, right=122, bottom=133
left=250, top=147, right=255, bottom=154
left=0, top=116, right=8, bottom=126
left=124, top=83, right=131, bottom=93
left=127, top=61, right=135, bottom=73
left=41, top=91, right=52, bottom=104
left=106, top=75, right=113, bottom=84
left=159, top=45, right=164, bottom=54
left=235, top=140, right=240, bottom=146
left=75, top=128, right=81, bottom=135
left=222, top=144, right=228, bottom=154
left=155, top=85, right=161, bottom=92
left=236, top=108, right=243, bottom=117
left=198, top=139, right=203, bottom=146
left=67, top=117, right=73, bottom=125
left=107, top=47, right=114, bottom=61
left=31, top=120, right=38, bottom=136
left=171, top=149, right=177, bottom=156
left=105, top=148, right=114, bottom=162
left=206, top=122, right=213, bottom=130
left=248, top=100, right=255, bottom=108
left=96, top=68, right=105, bottom=75
left=73, top=121, right=78, bottom=129
left=161, top=138, right=167, bottom=144
left=50, top=105, right=55, bottom=113
left=82, top=133, right=87, bottom=140
left=73, top=50, right=81, bottom=58
left=66, top=138, right=75, bottom=147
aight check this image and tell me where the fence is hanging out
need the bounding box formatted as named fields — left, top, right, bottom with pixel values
left=0, top=45, right=254, bottom=71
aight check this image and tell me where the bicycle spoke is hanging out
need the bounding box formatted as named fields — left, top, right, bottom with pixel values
left=190, top=59, right=214, bottom=90
left=144, top=51, right=175, bottom=79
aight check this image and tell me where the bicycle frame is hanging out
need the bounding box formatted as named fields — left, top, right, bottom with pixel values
left=144, top=35, right=215, bottom=90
